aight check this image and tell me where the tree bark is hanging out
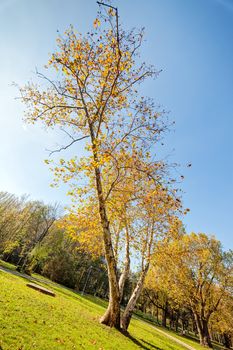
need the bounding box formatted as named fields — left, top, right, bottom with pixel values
left=118, top=258, right=130, bottom=303
left=97, top=198, right=121, bottom=328
left=94, top=164, right=121, bottom=328
left=121, top=263, right=149, bottom=331
left=193, top=312, right=213, bottom=348
left=162, top=301, right=168, bottom=328
left=201, top=319, right=213, bottom=348
left=156, top=304, right=159, bottom=324
left=223, top=332, right=231, bottom=349
left=175, top=311, right=180, bottom=332
left=118, top=226, right=130, bottom=302
left=88, top=119, right=121, bottom=329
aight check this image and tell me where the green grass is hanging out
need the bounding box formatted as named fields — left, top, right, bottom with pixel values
left=0, top=259, right=17, bottom=271
left=133, top=312, right=225, bottom=350
left=153, top=328, right=225, bottom=350
left=0, top=263, right=223, bottom=350
left=135, top=319, right=225, bottom=350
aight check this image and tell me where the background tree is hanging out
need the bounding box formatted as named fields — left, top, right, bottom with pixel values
left=0, top=192, right=31, bottom=260
left=142, top=288, right=170, bottom=328
left=149, top=233, right=233, bottom=348
left=0, top=192, right=60, bottom=272
left=17, top=201, right=60, bottom=273
left=209, top=292, right=233, bottom=348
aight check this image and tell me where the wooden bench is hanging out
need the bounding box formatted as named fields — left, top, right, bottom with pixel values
left=26, top=283, right=55, bottom=297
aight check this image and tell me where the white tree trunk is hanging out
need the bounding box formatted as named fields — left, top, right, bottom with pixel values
left=121, top=263, right=149, bottom=331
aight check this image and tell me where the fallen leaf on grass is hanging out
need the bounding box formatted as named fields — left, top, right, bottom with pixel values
left=55, top=338, right=65, bottom=344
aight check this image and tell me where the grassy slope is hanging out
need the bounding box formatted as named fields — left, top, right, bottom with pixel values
left=0, top=263, right=221, bottom=350
left=134, top=312, right=225, bottom=350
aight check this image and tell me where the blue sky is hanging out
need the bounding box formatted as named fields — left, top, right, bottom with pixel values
left=0, top=0, right=232, bottom=249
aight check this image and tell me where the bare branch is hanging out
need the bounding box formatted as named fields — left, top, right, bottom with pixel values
left=47, top=134, right=90, bottom=156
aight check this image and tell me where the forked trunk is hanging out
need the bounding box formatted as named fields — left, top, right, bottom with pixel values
left=193, top=312, right=213, bottom=348
left=121, top=263, right=149, bottom=331
left=201, top=319, right=213, bottom=348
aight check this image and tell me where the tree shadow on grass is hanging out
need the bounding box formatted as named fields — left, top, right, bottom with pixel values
left=140, top=339, right=162, bottom=349
left=122, top=331, right=162, bottom=350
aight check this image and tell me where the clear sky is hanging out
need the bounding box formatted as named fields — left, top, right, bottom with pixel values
left=0, top=0, right=232, bottom=249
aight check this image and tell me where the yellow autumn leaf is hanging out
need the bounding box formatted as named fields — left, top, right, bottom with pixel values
left=93, top=18, right=101, bottom=28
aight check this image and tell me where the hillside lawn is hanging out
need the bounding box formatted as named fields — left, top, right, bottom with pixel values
left=0, top=261, right=225, bottom=350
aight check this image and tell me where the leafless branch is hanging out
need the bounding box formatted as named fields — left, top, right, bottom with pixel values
left=47, top=135, right=90, bottom=156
